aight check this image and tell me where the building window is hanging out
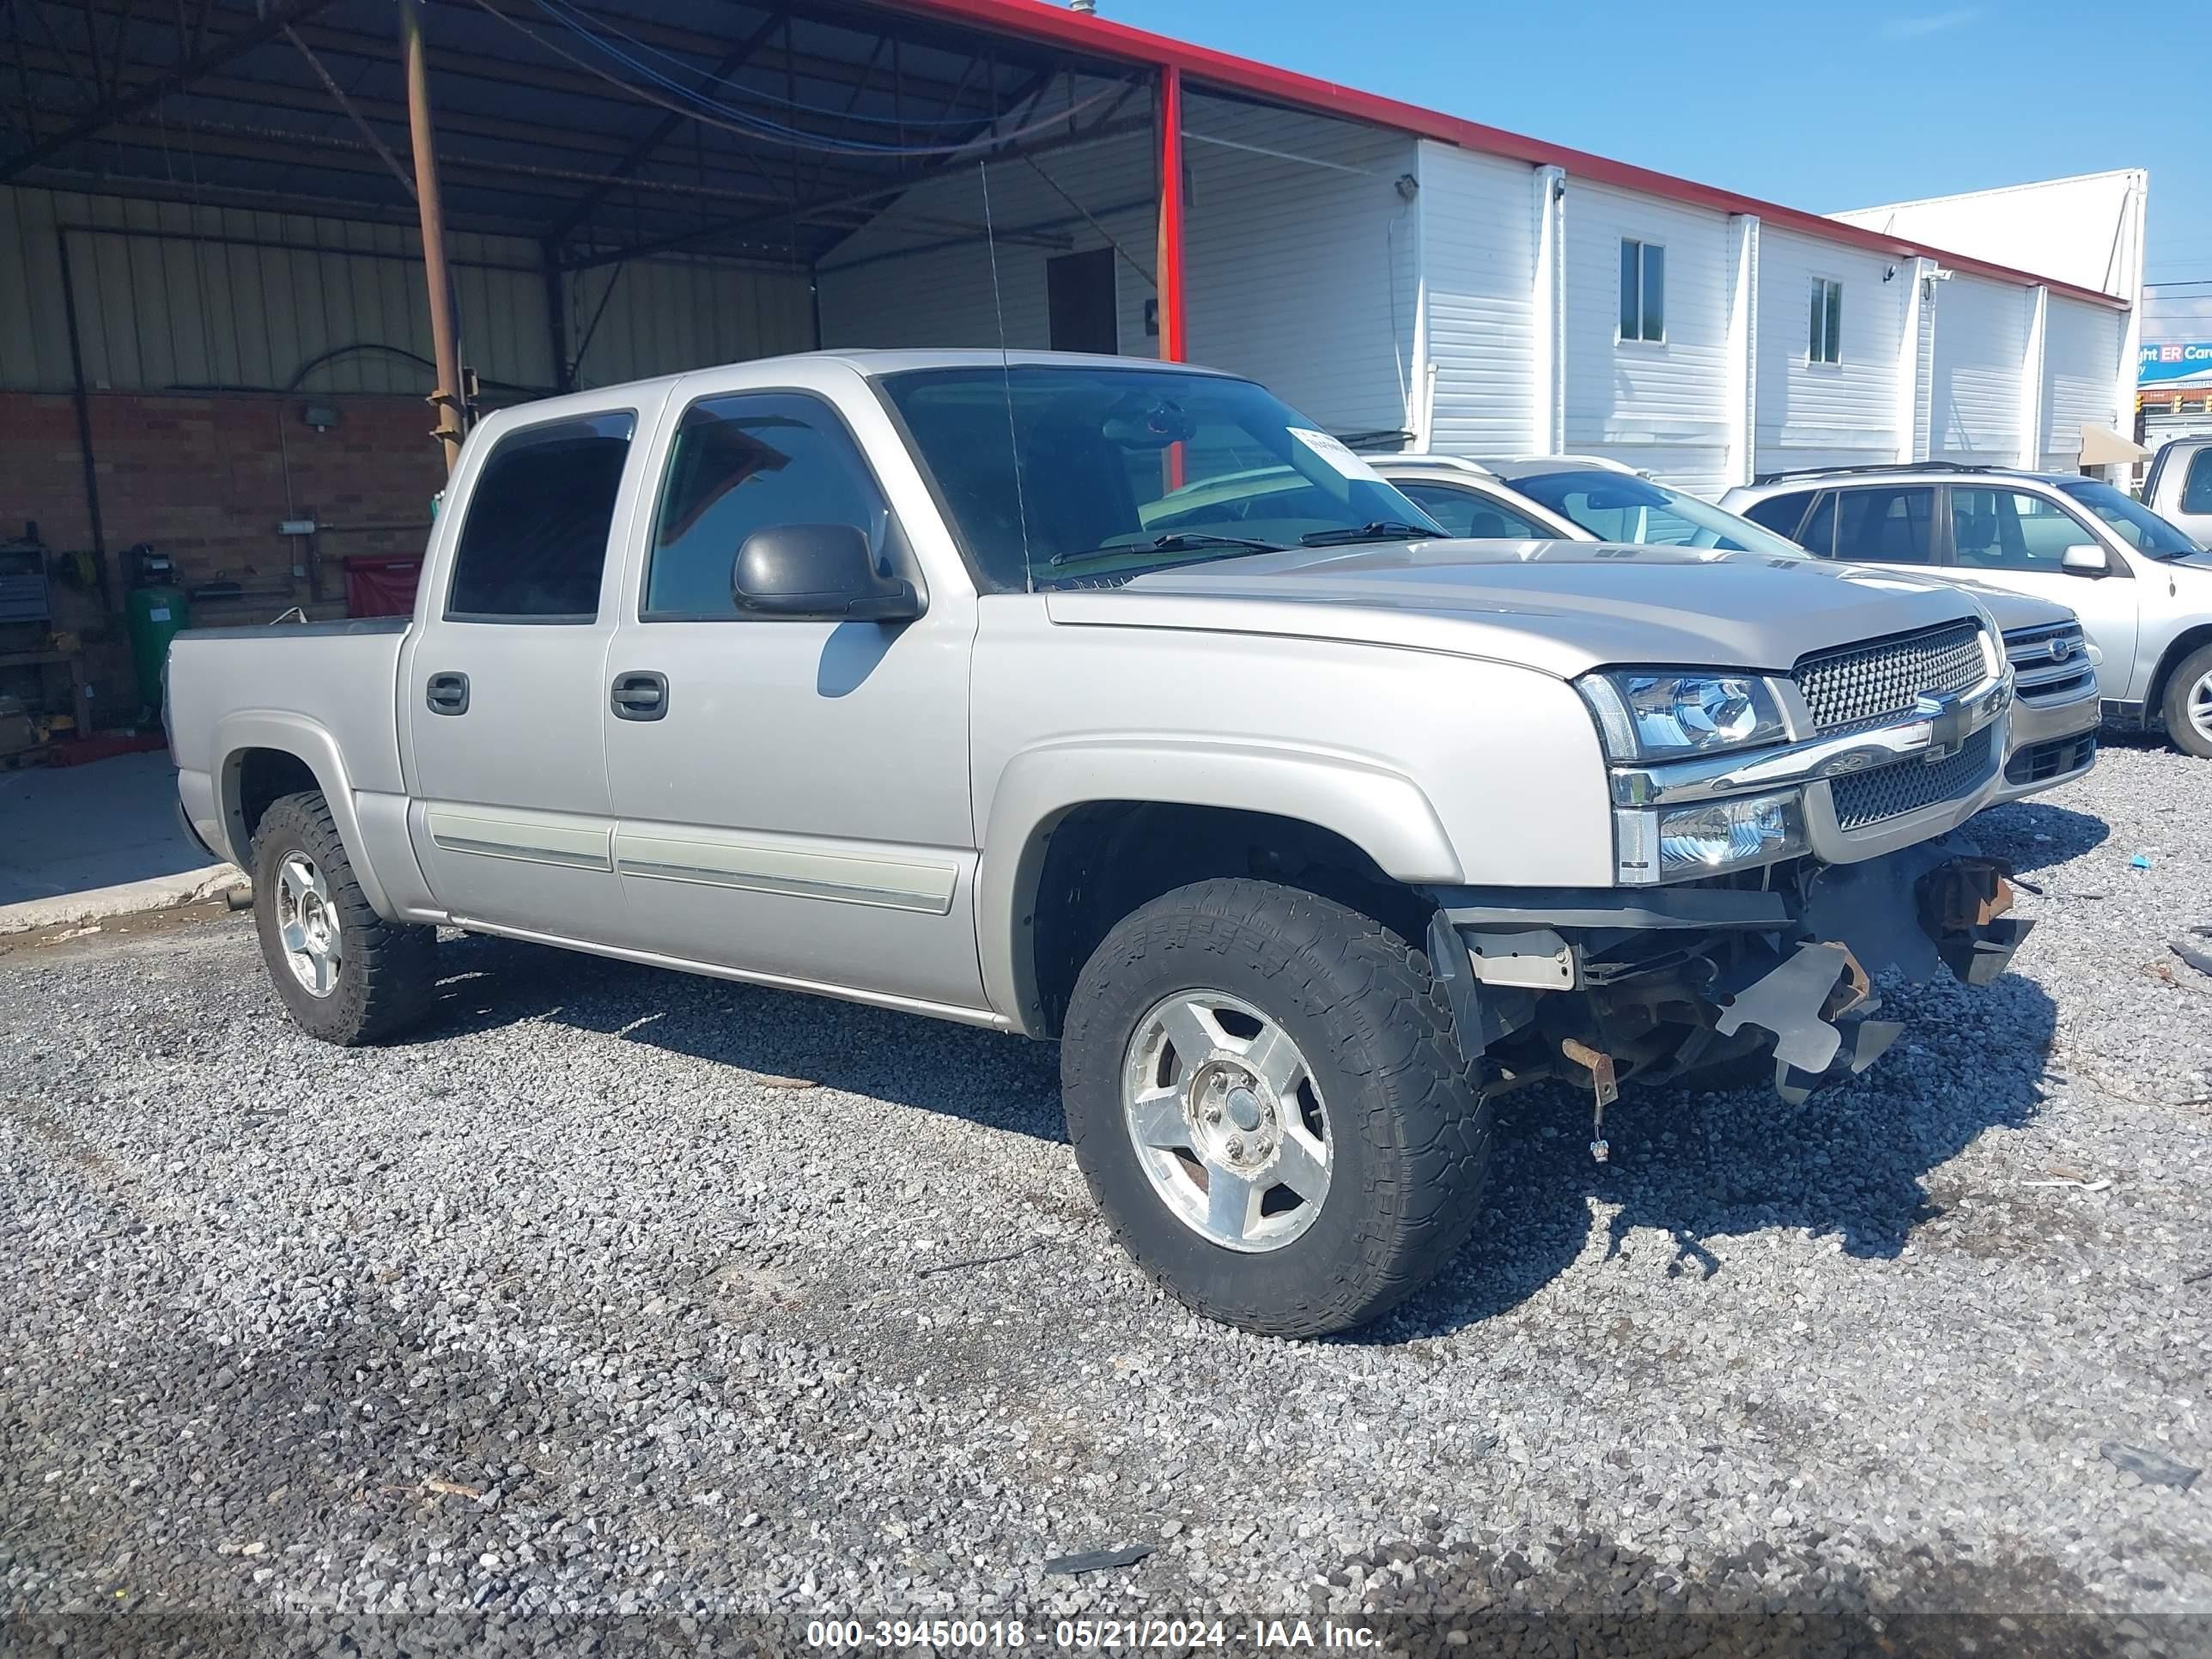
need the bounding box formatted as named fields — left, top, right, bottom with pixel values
left=1809, top=277, right=1843, bottom=365
left=1620, top=238, right=1664, bottom=343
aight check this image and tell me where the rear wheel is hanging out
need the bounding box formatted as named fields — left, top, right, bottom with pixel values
left=252, top=790, right=435, bottom=1045
left=1060, top=878, right=1492, bottom=1338
left=2161, top=644, right=2212, bottom=760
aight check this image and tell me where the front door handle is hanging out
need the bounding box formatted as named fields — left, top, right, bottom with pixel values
left=425, top=671, right=469, bottom=715
left=611, top=670, right=668, bottom=721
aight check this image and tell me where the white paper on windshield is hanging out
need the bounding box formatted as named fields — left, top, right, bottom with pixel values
left=1287, top=427, right=1384, bottom=483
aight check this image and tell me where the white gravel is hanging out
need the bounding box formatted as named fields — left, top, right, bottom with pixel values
left=3, top=740, right=2209, bottom=1654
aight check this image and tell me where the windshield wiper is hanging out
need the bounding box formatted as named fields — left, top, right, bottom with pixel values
left=1047, top=532, right=1282, bottom=571
left=1297, top=520, right=1435, bottom=548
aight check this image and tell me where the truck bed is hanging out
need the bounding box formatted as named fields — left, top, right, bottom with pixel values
left=167, top=617, right=411, bottom=867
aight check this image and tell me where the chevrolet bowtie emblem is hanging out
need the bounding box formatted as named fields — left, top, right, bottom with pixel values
left=1915, top=691, right=1969, bottom=762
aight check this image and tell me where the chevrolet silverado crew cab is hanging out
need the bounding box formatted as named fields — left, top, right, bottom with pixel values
left=1374, top=453, right=2100, bottom=802
left=1723, top=464, right=2212, bottom=757
left=170, top=350, right=2033, bottom=1339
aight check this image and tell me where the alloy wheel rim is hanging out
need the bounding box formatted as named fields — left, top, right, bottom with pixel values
left=275, top=851, right=341, bottom=998
left=2190, top=672, right=2212, bottom=744
left=1121, top=989, right=1332, bottom=1253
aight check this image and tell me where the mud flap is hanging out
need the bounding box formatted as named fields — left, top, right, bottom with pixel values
left=1711, top=940, right=1905, bottom=1105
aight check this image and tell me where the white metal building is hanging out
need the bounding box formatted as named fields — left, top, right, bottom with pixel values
left=0, top=0, right=2146, bottom=629
left=814, top=34, right=2141, bottom=496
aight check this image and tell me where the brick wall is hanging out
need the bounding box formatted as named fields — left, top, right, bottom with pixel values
left=0, top=389, right=449, bottom=724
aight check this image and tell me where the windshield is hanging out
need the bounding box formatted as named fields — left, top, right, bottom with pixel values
left=2056, top=479, right=2202, bottom=558
left=1509, top=470, right=1807, bottom=557
left=877, top=365, right=1440, bottom=591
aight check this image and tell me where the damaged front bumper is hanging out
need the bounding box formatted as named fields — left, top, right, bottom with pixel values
left=1422, top=837, right=2031, bottom=1109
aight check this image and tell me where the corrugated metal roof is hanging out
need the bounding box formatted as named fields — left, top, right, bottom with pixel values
left=0, top=0, right=2133, bottom=309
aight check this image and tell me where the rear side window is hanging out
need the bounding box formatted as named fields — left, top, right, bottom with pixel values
left=1393, top=482, right=1552, bottom=540
left=1796, top=492, right=1837, bottom=556
left=447, top=412, right=635, bottom=622
left=1831, top=486, right=1936, bottom=564
left=1741, top=490, right=1815, bottom=540
left=646, top=392, right=896, bottom=620
left=2185, top=449, right=2212, bottom=515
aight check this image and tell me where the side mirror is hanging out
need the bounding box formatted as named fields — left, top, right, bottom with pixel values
left=2059, top=543, right=2110, bottom=578
left=732, top=523, right=923, bottom=621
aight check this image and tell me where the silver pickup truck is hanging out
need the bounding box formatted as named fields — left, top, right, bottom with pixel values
left=170, top=349, right=2033, bottom=1338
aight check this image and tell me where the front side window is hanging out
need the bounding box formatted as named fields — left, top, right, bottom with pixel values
left=1507, top=470, right=1802, bottom=556
left=1831, top=486, right=1936, bottom=564
left=647, top=392, right=897, bottom=620
left=1620, top=239, right=1664, bottom=343
left=446, top=411, right=635, bottom=622
left=1949, top=487, right=2094, bottom=571
left=878, top=365, right=1438, bottom=592
left=2184, top=449, right=2212, bottom=515
left=1392, top=481, right=1554, bottom=540
left=2056, top=478, right=2198, bottom=558
left=1809, top=278, right=1843, bottom=365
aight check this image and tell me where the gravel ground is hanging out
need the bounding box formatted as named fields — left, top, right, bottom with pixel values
left=3, top=741, right=2209, bottom=1656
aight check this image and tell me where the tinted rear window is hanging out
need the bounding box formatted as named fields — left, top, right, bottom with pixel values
left=1740, top=490, right=1814, bottom=540
left=447, top=412, right=635, bottom=622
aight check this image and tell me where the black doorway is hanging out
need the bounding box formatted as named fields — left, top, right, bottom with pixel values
left=1047, top=248, right=1119, bottom=355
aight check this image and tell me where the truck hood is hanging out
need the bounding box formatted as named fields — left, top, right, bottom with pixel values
left=1042, top=538, right=1990, bottom=678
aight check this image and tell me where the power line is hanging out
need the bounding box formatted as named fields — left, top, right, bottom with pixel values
left=465, top=0, right=1125, bottom=159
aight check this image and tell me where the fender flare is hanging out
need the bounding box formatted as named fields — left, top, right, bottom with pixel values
left=975, top=738, right=1462, bottom=1033
left=212, top=710, right=396, bottom=919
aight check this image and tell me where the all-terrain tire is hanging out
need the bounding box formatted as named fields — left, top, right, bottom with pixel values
left=252, top=790, right=435, bottom=1045
left=1060, top=878, right=1492, bottom=1338
left=2160, top=643, right=2212, bottom=760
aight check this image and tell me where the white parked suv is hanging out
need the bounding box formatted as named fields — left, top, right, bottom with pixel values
left=1378, top=454, right=2101, bottom=799
left=1723, top=465, right=2212, bottom=757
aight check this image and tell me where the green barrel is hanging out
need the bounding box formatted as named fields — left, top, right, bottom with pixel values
left=125, top=582, right=189, bottom=714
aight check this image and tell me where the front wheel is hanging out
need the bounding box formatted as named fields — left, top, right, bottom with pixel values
left=1060, top=878, right=1492, bottom=1338
left=2161, top=644, right=2212, bottom=760
left=252, top=790, right=435, bottom=1045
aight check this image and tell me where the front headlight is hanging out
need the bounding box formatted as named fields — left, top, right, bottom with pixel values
left=1577, top=670, right=1789, bottom=760
left=1613, top=788, right=1808, bottom=884
left=1656, top=791, right=1805, bottom=874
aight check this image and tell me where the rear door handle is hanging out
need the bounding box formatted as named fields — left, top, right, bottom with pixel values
left=611, top=670, right=668, bottom=721
left=425, top=671, right=469, bottom=715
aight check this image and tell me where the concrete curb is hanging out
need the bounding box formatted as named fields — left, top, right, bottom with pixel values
left=0, top=864, right=246, bottom=935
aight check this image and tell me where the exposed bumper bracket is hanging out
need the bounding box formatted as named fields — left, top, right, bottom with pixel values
left=1917, top=858, right=2033, bottom=987
left=1711, top=940, right=1905, bottom=1107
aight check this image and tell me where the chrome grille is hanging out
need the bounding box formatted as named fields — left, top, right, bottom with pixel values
left=1795, top=622, right=1988, bottom=733
left=1830, top=728, right=1996, bottom=831
left=2003, top=623, right=2095, bottom=706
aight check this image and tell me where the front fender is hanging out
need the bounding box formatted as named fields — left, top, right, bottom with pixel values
left=212, top=710, right=398, bottom=918
left=975, top=738, right=1461, bottom=1034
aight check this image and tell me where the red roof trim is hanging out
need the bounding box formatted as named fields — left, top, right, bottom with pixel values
left=875, top=0, right=2129, bottom=312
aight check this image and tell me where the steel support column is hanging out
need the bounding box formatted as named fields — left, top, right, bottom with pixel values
left=1155, top=63, right=1185, bottom=364
left=399, top=0, right=465, bottom=471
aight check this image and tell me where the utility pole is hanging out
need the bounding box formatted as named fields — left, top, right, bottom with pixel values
left=399, top=0, right=465, bottom=472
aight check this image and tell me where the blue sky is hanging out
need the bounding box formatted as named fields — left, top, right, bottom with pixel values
left=1106, top=0, right=2210, bottom=314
